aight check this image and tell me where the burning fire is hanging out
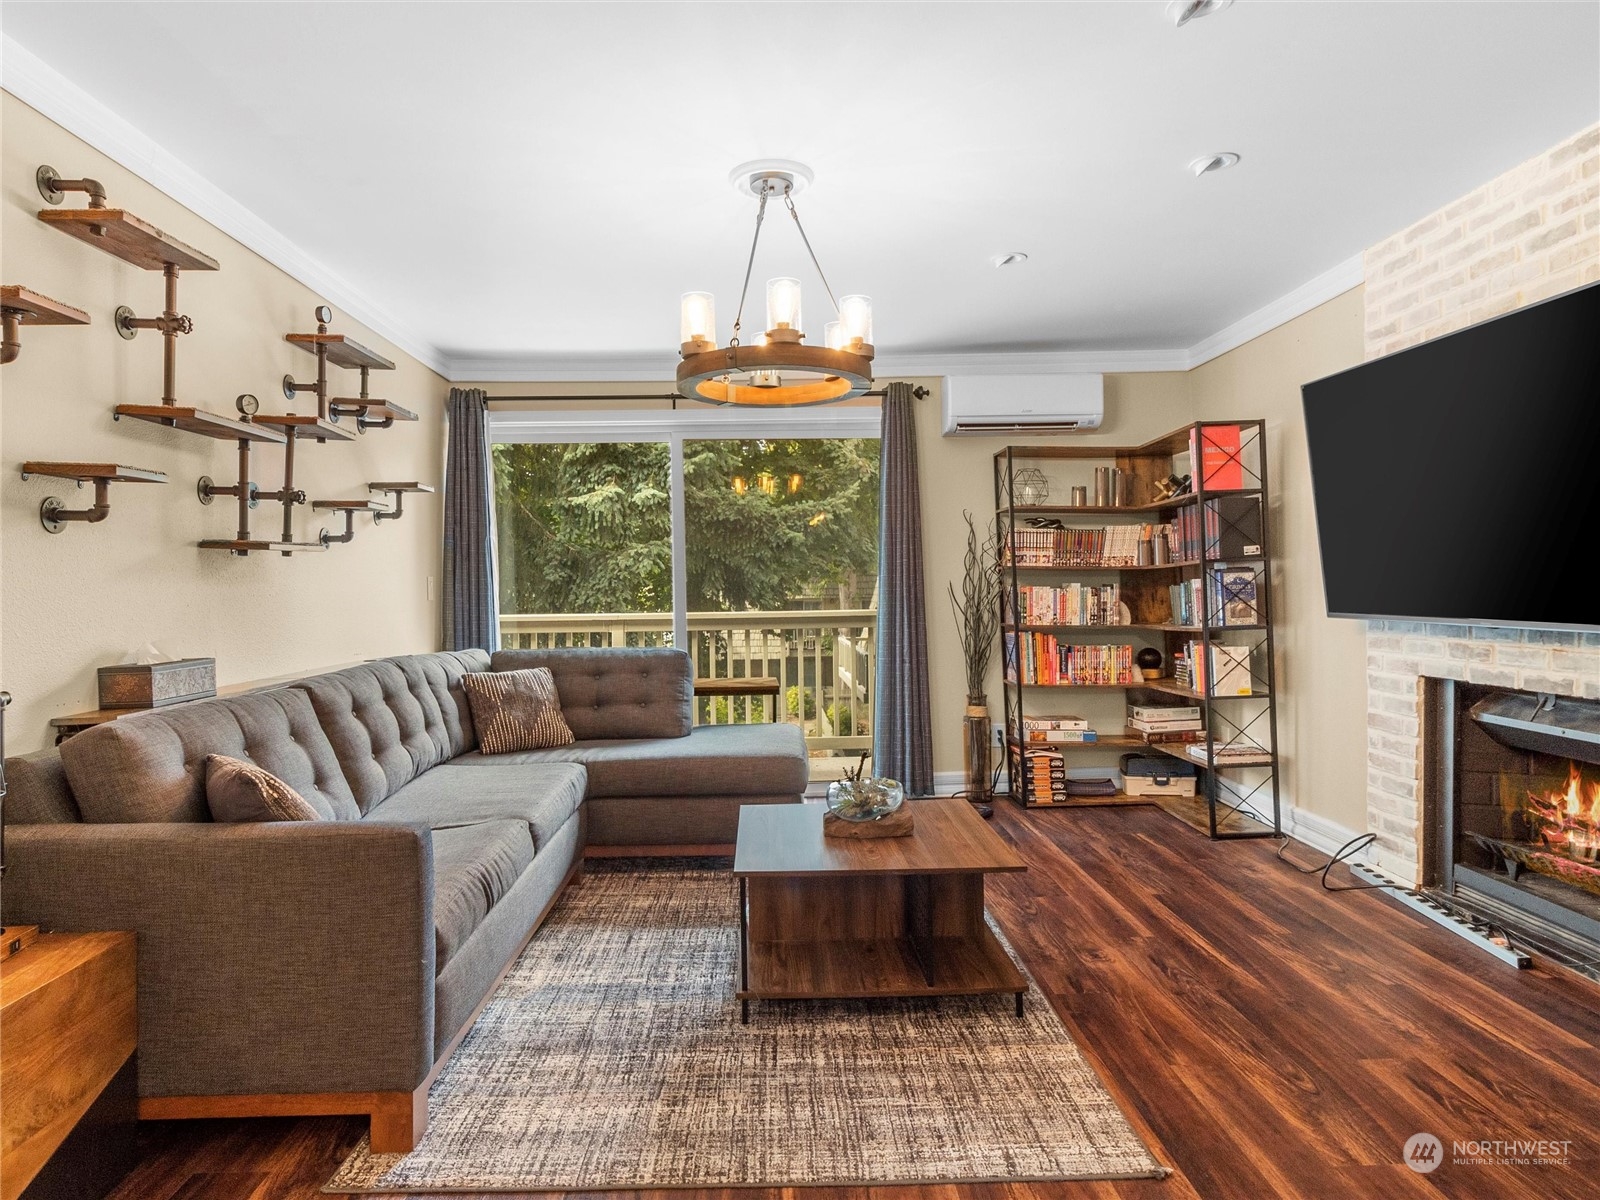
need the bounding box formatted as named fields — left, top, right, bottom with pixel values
left=1522, top=761, right=1600, bottom=861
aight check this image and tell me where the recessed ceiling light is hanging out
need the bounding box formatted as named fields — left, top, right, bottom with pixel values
left=992, top=252, right=1029, bottom=268
left=1166, top=0, right=1232, bottom=27
left=1188, top=153, right=1241, bottom=177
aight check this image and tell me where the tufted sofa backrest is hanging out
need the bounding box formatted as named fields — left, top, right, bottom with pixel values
left=488, top=647, right=693, bottom=741
left=59, top=689, right=360, bottom=823
left=393, top=649, right=488, bottom=758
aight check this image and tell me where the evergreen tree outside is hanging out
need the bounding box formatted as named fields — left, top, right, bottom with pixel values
left=493, top=438, right=879, bottom=617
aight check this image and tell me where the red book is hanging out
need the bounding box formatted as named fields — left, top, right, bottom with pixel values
left=1194, top=424, right=1245, bottom=490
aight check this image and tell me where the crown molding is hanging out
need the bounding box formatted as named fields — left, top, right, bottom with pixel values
left=1183, top=253, right=1365, bottom=369
left=447, top=349, right=678, bottom=383
left=0, top=35, right=449, bottom=378
left=4, top=32, right=1361, bottom=387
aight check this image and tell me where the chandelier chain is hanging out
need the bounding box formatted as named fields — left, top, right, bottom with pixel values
left=729, top=183, right=772, bottom=347
left=783, top=189, right=841, bottom=316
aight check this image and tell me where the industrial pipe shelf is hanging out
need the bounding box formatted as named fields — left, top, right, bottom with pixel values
left=19, top=461, right=168, bottom=534
left=1, top=285, right=90, bottom=365
left=114, top=405, right=286, bottom=443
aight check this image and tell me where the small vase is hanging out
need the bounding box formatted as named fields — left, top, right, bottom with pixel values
left=963, top=695, right=992, bottom=804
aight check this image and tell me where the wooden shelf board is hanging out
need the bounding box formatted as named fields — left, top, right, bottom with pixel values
left=285, top=333, right=394, bottom=371
left=20, top=462, right=166, bottom=484
left=1134, top=678, right=1266, bottom=701
left=999, top=496, right=1197, bottom=516
left=1155, top=794, right=1276, bottom=837
left=741, top=928, right=1024, bottom=1000
left=37, top=209, right=219, bottom=272
left=1007, top=680, right=1140, bottom=689
left=114, top=406, right=287, bottom=443
left=311, top=500, right=388, bottom=512
left=1004, top=560, right=1202, bottom=572
left=0, top=285, right=90, bottom=325
left=368, top=481, right=435, bottom=494
left=328, top=398, right=417, bottom=422
left=197, top=539, right=327, bottom=554
left=250, top=414, right=355, bottom=442
left=1010, top=734, right=1147, bottom=752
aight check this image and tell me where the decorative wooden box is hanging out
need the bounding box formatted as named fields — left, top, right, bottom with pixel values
left=97, top=658, right=216, bottom=709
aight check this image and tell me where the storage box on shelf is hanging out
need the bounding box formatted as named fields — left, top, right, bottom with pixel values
left=993, top=421, right=1282, bottom=838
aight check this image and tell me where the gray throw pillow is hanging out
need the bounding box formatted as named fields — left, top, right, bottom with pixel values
left=461, top=668, right=576, bottom=754
left=205, top=754, right=326, bottom=823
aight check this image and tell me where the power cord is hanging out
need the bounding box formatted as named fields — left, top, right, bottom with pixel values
left=1276, top=833, right=1521, bottom=955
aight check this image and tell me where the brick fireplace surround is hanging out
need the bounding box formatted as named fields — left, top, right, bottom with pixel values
left=1359, top=124, right=1600, bottom=883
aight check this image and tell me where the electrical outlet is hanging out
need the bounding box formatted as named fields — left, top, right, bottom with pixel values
left=993, top=723, right=1006, bottom=748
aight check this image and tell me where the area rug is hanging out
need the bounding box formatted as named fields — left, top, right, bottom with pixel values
left=326, top=859, right=1166, bottom=1192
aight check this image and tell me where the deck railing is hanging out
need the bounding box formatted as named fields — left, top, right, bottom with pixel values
left=499, top=610, right=876, bottom=762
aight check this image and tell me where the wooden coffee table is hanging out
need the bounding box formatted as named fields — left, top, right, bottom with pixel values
left=732, top=798, right=1028, bottom=1023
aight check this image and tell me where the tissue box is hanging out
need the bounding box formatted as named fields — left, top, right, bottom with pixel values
left=97, top=658, right=216, bottom=710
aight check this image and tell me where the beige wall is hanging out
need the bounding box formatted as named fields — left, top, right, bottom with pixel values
left=1187, top=291, right=1367, bottom=831
left=1, top=95, right=446, bottom=753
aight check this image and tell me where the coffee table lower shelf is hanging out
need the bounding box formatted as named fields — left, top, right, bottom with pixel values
left=740, top=928, right=1025, bottom=1008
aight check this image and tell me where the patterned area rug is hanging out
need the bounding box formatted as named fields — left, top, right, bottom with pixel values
left=326, top=860, right=1166, bottom=1192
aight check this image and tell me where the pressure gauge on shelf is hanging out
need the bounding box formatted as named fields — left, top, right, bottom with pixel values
left=315, top=305, right=332, bottom=325
left=235, top=393, right=260, bottom=417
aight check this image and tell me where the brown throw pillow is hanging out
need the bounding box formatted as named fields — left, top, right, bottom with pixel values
left=205, top=754, right=326, bottom=823
left=461, top=668, right=576, bottom=754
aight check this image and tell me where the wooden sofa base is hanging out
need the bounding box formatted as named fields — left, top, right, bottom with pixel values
left=586, top=843, right=735, bottom=858
left=137, top=857, right=583, bottom=1154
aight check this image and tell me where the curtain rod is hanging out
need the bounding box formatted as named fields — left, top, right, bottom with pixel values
left=482, top=386, right=927, bottom=405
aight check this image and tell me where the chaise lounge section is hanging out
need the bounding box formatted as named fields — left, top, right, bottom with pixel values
left=0, top=646, right=806, bottom=1151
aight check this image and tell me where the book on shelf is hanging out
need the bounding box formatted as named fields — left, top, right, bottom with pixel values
left=1015, top=747, right=1069, bottom=802
left=1216, top=567, right=1260, bottom=625
left=1191, top=424, right=1245, bottom=490
left=1205, top=495, right=1264, bottom=560
left=1171, top=641, right=1254, bottom=696
left=1183, top=743, right=1272, bottom=765
left=1007, top=583, right=1121, bottom=626
left=1022, top=716, right=1094, bottom=743
left=1004, top=633, right=1137, bottom=686
left=1128, top=702, right=1201, bottom=722
left=1003, top=525, right=1168, bottom=570
left=1129, top=717, right=1204, bottom=733
left=1134, top=728, right=1207, bottom=744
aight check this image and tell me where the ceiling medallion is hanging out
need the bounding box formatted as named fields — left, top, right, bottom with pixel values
left=678, top=162, right=873, bottom=408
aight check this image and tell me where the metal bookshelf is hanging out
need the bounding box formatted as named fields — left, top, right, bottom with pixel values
left=993, top=420, right=1282, bottom=839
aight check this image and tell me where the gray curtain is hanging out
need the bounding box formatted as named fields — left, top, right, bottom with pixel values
left=442, top=387, right=499, bottom=652
left=873, top=381, right=934, bottom=795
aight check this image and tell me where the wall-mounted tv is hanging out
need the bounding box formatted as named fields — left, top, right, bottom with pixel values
left=1301, top=283, right=1600, bottom=631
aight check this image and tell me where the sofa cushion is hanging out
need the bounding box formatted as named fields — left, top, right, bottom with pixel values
left=366, top=762, right=586, bottom=852
left=205, top=754, right=328, bottom=823
left=293, top=661, right=453, bottom=814
left=394, top=650, right=488, bottom=757
left=451, top=723, right=808, bottom=798
left=60, top=690, right=360, bottom=824
left=1, top=749, right=80, bottom=824
left=430, top=819, right=534, bottom=973
left=489, top=648, right=692, bottom=741
left=462, top=668, right=574, bottom=754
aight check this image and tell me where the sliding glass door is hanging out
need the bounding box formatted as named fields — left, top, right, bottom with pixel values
left=491, top=408, right=880, bottom=781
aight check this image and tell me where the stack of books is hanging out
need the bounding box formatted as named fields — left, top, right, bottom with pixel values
left=1167, top=568, right=1262, bottom=628
left=1017, top=748, right=1068, bottom=803
left=1127, top=702, right=1204, bottom=743
left=1183, top=743, right=1273, bottom=766
left=1002, top=526, right=1148, bottom=568
left=1022, top=716, right=1096, bottom=744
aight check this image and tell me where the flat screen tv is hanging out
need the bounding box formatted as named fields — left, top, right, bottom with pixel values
left=1301, top=283, right=1600, bottom=631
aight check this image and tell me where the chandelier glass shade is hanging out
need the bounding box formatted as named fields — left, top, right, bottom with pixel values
left=677, top=169, right=874, bottom=407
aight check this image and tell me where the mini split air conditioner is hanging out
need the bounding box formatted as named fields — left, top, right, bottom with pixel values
left=941, top=374, right=1104, bottom=436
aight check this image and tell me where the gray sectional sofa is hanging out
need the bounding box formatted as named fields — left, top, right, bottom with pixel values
left=0, top=646, right=806, bottom=1151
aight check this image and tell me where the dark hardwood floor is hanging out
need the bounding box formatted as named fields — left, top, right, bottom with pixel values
left=106, top=803, right=1600, bottom=1200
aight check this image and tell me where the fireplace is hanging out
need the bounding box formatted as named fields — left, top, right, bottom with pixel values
left=1429, top=680, right=1600, bottom=973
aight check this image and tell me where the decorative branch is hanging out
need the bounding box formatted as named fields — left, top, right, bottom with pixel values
left=947, top=510, right=1002, bottom=702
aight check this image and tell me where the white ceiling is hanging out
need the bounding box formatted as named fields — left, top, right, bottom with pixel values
left=2, top=1, right=1597, bottom=379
